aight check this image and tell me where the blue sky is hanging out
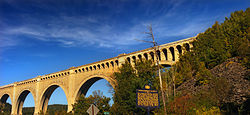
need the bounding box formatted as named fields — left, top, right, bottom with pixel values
left=1, top=0, right=249, bottom=107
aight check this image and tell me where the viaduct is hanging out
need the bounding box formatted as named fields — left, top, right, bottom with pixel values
left=0, top=37, right=195, bottom=115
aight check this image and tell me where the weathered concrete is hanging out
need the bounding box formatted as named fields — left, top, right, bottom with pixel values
left=0, top=37, right=195, bottom=115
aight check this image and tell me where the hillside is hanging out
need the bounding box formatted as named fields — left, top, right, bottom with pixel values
left=168, top=8, right=250, bottom=114
left=177, top=57, right=250, bottom=99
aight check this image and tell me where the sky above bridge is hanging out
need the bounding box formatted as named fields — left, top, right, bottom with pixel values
left=0, top=0, right=249, bottom=107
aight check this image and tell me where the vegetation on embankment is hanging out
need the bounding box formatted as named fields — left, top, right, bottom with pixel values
left=166, top=8, right=250, bottom=114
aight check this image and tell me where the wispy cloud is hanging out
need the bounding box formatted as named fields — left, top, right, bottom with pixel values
left=30, top=53, right=54, bottom=58
left=0, top=37, right=18, bottom=48
left=1, top=14, right=147, bottom=48
left=0, top=0, right=229, bottom=50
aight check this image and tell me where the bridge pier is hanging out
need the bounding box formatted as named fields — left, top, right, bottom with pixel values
left=175, top=49, right=179, bottom=61
left=67, top=98, right=74, bottom=113
left=67, top=70, right=76, bottom=113
left=11, top=84, right=17, bottom=115
left=167, top=48, right=173, bottom=61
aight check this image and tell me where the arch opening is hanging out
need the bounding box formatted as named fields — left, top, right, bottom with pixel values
left=40, top=85, right=68, bottom=114
left=75, top=77, right=114, bottom=107
left=184, top=43, right=190, bottom=51
left=22, top=92, right=35, bottom=115
left=0, top=94, right=12, bottom=114
left=138, top=54, right=142, bottom=61
left=110, top=61, right=114, bottom=67
left=16, top=90, right=35, bottom=115
left=149, top=52, right=154, bottom=61
left=132, top=56, right=136, bottom=63
left=162, top=48, right=167, bottom=60
left=115, top=60, right=119, bottom=66
left=106, top=63, right=110, bottom=68
left=101, top=63, right=105, bottom=69
left=127, top=57, right=131, bottom=63
left=176, top=45, right=182, bottom=55
left=156, top=50, right=161, bottom=61
left=1, top=94, right=10, bottom=103
left=75, top=77, right=102, bottom=99
left=144, top=53, right=148, bottom=60
left=169, top=47, right=175, bottom=61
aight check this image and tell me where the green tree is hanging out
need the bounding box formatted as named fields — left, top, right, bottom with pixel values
left=0, top=102, right=11, bottom=115
left=172, top=8, right=249, bottom=87
left=167, top=7, right=250, bottom=114
left=110, top=60, right=160, bottom=114
left=193, top=8, right=250, bottom=69
left=72, top=90, right=111, bottom=115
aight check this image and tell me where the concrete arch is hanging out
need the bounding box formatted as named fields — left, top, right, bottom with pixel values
left=169, top=47, right=175, bottom=61
left=149, top=52, right=154, bottom=61
left=115, top=60, right=119, bottom=66
left=176, top=45, right=182, bottom=55
left=0, top=93, right=12, bottom=114
left=110, top=61, right=114, bottom=67
left=15, top=89, right=36, bottom=115
left=138, top=54, right=142, bottom=61
left=39, top=83, right=69, bottom=113
left=132, top=56, right=136, bottom=64
left=162, top=48, right=168, bottom=60
left=106, top=63, right=109, bottom=68
left=184, top=43, right=190, bottom=51
left=143, top=53, right=148, bottom=60
left=156, top=50, right=161, bottom=61
left=0, top=93, right=12, bottom=104
left=73, top=74, right=116, bottom=103
left=127, top=57, right=131, bottom=63
left=101, top=63, right=105, bottom=69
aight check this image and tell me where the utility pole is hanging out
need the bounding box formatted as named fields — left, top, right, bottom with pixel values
left=137, top=24, right=167, bottom=115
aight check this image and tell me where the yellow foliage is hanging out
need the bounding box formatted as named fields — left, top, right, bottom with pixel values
left=195, top=106, right=221, bottom=115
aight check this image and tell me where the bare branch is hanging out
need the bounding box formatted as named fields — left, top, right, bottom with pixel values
left=134, top=39, right=154, bottom=44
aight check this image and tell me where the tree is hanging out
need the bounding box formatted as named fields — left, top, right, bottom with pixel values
left=167, top=8, right=250, bottom=114
left=72, top=90, right=110, bottom=115
left=110, top=60, right=160, bottom=114
left=172, top=8, right=249, bottom=87
left=0, top=102, right=11, bottom=115
left=193, top=8, right=250, bottom=69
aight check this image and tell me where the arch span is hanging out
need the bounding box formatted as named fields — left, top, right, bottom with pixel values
left=184, top=43, right=190, bottom=51
left=169, top=47, right=175, bottom=61
left=0, top=93, right=12, bottom=114
left=0, top=93, right=11, bottom=103
left=73, top=74, right=116, bottom=103
left=15, top=90, right=35, bottom=115
left=39, top=84, right=69, bottom=114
